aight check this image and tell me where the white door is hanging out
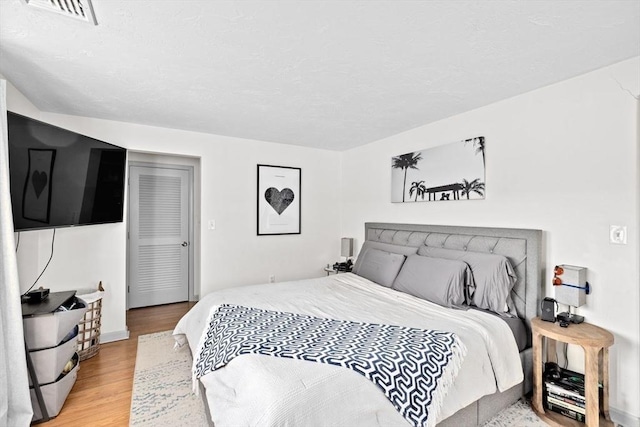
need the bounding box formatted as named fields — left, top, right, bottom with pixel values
left=128, top=165, right=190, bottom=308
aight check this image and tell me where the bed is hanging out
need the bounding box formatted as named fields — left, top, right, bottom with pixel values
left=173, top=223, right=543, bottom=426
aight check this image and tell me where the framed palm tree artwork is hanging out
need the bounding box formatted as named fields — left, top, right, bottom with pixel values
left=257, top=164, right=301, bottom=235
left=391, top=136, right=485, bottom=203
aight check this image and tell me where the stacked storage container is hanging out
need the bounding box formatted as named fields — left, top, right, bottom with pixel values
left=23, top=293, right=87, bottom=422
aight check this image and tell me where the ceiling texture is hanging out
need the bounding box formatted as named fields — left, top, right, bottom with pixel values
left=0, top=1, right=639, bottom=151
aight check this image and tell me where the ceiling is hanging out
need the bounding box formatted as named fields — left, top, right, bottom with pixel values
left=0, top=1, right=638, bottom=151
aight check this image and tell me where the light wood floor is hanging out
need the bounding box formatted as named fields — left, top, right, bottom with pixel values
left=41, top=301, right=195, bottom=427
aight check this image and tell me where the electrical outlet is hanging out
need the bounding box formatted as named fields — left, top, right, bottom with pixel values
left=269, top=275, right=275, bottom=283
left=609, top=225, right=627, bottom=245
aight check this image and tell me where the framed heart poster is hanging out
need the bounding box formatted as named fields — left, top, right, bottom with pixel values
left=257, top=164, right=301, bottom=235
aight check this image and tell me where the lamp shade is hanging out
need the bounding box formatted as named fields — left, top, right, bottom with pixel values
left=555, top=285, right=586, bottom=307
left=554, top=264, right=587, bottom=307
left=341, top=238, right=354, bottom=257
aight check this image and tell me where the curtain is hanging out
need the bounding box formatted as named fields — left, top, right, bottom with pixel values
left=0, top=80, right=33, bottom=425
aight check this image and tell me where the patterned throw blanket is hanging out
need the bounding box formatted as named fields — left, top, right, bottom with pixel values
left=193, top=304, right=466, bottom=427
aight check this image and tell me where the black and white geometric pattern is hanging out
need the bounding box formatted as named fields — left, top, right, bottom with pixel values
left=194, top=304, right=466, bottom=427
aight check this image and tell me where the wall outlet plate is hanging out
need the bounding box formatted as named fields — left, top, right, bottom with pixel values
left=609, top=225, right=627, bottom=245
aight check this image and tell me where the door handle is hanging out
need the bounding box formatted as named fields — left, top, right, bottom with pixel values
left=181, top=241, right=188, bottom=247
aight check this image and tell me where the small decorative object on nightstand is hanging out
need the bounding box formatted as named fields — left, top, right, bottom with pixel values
left=332, top=258, right=353, bottom=272
left=532, top=317, right=614, bottom=427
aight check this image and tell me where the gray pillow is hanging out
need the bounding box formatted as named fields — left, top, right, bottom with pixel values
left=392, top=255, right=471, bottom=308
left=417, top=246, right=517, bottom=316
left=353, top=241, right=418, bottom=275
left=355, top=248, right=407, bottom=287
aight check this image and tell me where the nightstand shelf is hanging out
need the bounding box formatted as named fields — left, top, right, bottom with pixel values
left=531, top=317, right=614, bottom=427
left=538, top=408, right=612, bottom=427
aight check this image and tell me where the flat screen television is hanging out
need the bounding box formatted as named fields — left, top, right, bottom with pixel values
left=7, top=112, right=127, bottom=232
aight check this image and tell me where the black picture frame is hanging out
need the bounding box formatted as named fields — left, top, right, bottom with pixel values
left=257, top=164, right=301, bottom=235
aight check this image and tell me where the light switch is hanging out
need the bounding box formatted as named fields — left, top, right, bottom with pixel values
left=609, top=225, right=627, bottom=245
left=208, top=220, right=216, bottom=230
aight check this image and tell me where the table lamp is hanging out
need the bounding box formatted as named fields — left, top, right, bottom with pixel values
left=341, top=237, right=354, bottom=261
left=553, top=264, right=590, bottom=324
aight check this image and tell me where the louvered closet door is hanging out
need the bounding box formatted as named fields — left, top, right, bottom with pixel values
left=129, top=166, right=190, bottom=308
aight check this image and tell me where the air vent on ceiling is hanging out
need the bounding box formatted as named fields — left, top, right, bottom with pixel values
left=20, top=0, right=98, bottom=25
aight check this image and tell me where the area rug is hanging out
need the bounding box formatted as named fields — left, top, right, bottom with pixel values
left=130, top=330, right=208, bottom=426
left=130, top=330, right=547, bottom=427
left=482, top=399, right=548, bottom=427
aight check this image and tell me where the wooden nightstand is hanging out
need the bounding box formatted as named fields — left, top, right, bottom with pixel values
left=531, top=317, right=614, bottom=427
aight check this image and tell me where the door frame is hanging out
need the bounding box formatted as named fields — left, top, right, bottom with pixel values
left=127, top=160, right=196, bottom=309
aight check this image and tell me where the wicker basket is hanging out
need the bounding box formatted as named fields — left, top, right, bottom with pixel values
left=77, top=283, right=104, bottom=361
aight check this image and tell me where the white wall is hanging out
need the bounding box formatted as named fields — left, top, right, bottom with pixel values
left=7, top=85, right=343, bottom=342
left=340, top=57, right=640, bottom=422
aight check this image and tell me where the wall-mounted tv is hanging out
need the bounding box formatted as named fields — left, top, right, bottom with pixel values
left=7, top=112, right=127, bottom=232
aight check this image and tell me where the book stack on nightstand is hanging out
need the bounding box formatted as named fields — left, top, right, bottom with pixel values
left=543, top=363, right=598, bottom=423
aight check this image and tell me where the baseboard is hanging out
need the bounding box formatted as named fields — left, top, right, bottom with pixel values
left=101, top=328, right=130, bottom=343
left=611, top=406, right=640, bottom=427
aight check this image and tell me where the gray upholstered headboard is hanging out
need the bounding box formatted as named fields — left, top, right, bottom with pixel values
left=364, top=223, right=543, bottom=335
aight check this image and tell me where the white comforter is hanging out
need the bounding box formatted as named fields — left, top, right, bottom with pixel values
left=173, top=274, right=523, bottom=426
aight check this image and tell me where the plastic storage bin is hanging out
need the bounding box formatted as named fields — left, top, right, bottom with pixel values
left=30, top=353, right=79, bottom=421
left=23, top=297, right=87, bottom=350
left=28, top=326, right=78, bottom=386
